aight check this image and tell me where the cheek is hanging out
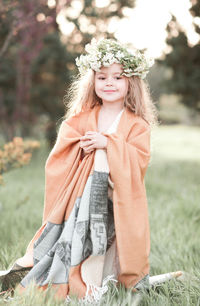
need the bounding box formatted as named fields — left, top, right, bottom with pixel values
left=121, top=80, right=129, bottom=96
left=94, top=80, right=102, bottom=97
left=94, top=79, right=103, bottom=93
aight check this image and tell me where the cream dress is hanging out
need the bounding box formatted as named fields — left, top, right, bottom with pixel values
left=80, top=109, right=124, bottom=301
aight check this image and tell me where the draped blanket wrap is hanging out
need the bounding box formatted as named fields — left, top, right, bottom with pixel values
left=18, top=105, right=151, bottom=299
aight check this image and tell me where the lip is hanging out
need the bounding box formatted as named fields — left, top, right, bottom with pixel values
left=103, top=90, right=116, bottom=93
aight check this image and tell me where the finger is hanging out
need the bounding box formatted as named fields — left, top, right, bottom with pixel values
left=81, top=136, right=95, bottom=142
left=80, top=136, right=86, bottom=140
left=83, top=145, right=95, bottom=152
left=84, top=149, right=94, bottom=154
left=84, top=144, right=95, bottom=151
left=80, top=140, right=94, bottom=148
left=80, top=135, right=92, bottom=141
left=80, top=132, right=95, bottom=139
left=83, top=146, right=94, bottom=153
left=80, top=140, right=85, bottom=146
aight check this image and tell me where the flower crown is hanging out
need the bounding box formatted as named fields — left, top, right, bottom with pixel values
left=75, top=38, right=154, bottom=79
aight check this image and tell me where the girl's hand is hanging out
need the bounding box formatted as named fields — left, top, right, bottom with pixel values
left=80, top=131, right=107, bottom=154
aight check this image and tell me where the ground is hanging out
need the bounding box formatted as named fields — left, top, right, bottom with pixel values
left=0, top=125, right=200, bottom=305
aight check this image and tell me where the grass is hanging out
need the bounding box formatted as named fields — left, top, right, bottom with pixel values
left=0, top=124, right=200, bottom=305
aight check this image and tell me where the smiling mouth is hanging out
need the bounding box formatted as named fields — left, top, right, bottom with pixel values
left=103, top=90, right=116, bottom=93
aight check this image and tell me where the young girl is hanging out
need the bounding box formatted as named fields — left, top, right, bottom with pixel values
left=1, top=38, right=157, bottom=301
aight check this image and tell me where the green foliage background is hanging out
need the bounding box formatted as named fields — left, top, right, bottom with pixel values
left=157, top=0, right=200, bottom=113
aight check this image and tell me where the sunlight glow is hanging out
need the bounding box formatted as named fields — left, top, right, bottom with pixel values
left=95, top=0, right=110, bottom=8
left=115, top=0, right=199, bottom=58
left=47, top=0, right=56, bottom=8
left=57, top=0, right=199, bottom=59
left=56, top=10, right=75, bottom=35
left=36, top=13, right=46, bottom=22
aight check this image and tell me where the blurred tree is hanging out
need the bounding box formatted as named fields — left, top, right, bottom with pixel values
left=147, top=63, right=167, bottom=104
left=0, top=0, right=71, bottom=143
left=31, top=32, right=71, bottom=146
left=0, top=0, right=136, bottom=146
left=158, top=0, right=200, bottom=113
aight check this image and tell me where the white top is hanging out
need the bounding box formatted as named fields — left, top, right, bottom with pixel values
left=106, top=108, right=124, bottom=134
left=94, top=109, right=124, bottom=190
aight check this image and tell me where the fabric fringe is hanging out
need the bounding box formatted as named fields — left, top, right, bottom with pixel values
left=66, top=274, right=117, bottom=305
left=65, top=271, right=184, bottom=305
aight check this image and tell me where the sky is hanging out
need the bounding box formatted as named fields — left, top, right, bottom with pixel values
left=112, top=0, right=199, bottom=58
left=55, top=0, right=199, bottom=59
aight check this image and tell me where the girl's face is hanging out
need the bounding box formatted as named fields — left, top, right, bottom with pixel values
left=94, top=63, right=129, bottom=105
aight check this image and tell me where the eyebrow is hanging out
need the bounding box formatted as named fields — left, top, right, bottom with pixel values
left=96, top=72, right=122, bottom=75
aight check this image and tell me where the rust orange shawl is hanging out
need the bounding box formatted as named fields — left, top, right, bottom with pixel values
left=18, top=105, right=151, bottom=298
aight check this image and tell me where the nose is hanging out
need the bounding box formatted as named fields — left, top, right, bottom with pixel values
left=105, top=76, right=113, bottom=86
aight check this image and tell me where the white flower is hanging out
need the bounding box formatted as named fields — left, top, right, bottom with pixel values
left=85, top=44, right=95, bottom=54
left=147, top=57, right=154, bottom=67
left=102, top=61, right=111, bottom=67
left=134, top=64, right=146, bottom=72
left=90, top=60, right=101, bottom=71
left=116, top=51, right=124, bottom=59
left=85, top=38, right=98, bottom=54
left=79, top=65, right=88, bottom=74
left=141, top=72, right=147, bottom=79
left=75, top=38, right=154, bottom=78
left=102, top=53, right=120, bottom=67
left=109, top=57, right=118, bottom=65
left=124, top=68, right=132, bottom=73
left=106, top=46, right=112, bottom=51
left=132, top=72, right=141, bottom=76
left=96, top=51, right=102, bottom=60
left=75, top=57, right=81, bottom=66
left=88, top=54, right=99, bottom=63
left=102, top=53, right=115, bottom=62
left=127, top=48, right=137, bottom=57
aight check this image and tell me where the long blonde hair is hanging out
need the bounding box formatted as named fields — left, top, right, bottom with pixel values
left=64, top=69, right=158, bottom=127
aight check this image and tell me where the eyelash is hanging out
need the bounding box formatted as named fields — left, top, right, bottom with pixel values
left=98, top=77, right=122, bottom=80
